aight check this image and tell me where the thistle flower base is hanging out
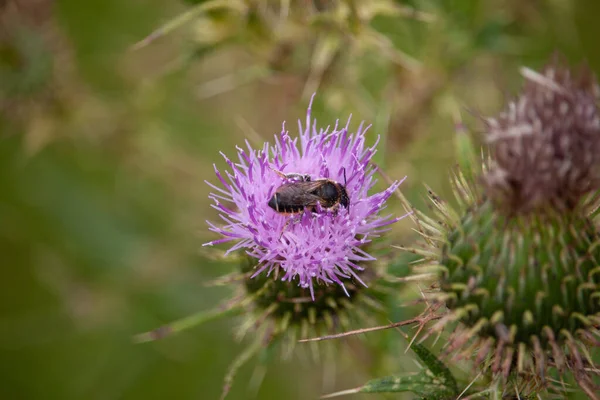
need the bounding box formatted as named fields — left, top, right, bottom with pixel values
left=440, top=200, right=600, bottom=388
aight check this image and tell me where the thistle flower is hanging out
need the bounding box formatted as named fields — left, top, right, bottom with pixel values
left=204, top=94, right=404, bottom=299
left=136, top=96, right=407, bottom=399
left=404, top=58, right=600, bottom=399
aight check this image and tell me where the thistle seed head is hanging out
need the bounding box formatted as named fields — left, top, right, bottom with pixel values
left=484, top=58, right=600, bottom=214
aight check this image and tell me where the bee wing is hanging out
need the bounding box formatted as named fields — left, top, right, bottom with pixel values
left=270, top=182, right=324, bottom=213
left=290, top=181, right=326, bottom=194
left=277, top=182, right=324, bottom=205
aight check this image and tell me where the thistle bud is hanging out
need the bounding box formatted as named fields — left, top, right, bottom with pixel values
left=406, top=58, right=600, bottom=398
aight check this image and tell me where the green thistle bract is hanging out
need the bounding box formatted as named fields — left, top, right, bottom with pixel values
left=407, top=57, right=600, bottom=399
left=195, top=253, right=391, bottom=400
left=442, top=200, right=600, bottom=375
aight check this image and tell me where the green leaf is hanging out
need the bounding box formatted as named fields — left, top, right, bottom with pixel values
left=410, top=342, right=459, bottom=394
left=359, top=372, right=456, bottom=399
left=357, top=342, right=458, bottom=398
left=323, top=342, right=459, bottom=399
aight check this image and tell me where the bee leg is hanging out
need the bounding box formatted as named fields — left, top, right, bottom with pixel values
left=279, top=218, right=292, bottom=239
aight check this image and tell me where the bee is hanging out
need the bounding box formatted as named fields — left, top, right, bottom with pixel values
left=267, top=168, right=350, bottom=215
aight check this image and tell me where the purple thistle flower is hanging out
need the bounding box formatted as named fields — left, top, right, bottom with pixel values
left=204, top=95, right=406, bottom=299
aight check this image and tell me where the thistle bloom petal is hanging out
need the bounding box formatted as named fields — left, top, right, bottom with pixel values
left=205, top=95, right=404, bottom=298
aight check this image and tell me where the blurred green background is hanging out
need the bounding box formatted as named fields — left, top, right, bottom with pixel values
left=1, top=0, right=599, bottom=399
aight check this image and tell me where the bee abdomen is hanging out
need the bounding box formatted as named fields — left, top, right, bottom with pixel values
left=268, top=193, right=306, bottom=214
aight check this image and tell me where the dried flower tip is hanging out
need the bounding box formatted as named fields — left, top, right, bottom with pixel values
left=484, top=57, right=600, bottom=213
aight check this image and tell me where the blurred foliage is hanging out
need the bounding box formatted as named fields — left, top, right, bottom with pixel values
left=1, top=0, right=599, bottom=399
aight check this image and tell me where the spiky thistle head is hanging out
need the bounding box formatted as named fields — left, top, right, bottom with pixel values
left=202, top=96, right=406, bottom=398
left=136, top=95, right=407, bottom=399
left=204, top=94, right=404, bottom=298
left=407, top=57, right=600, bottom=398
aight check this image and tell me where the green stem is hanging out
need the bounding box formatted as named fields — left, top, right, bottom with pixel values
left=133, top=303, right=244, bottom=343
left=130, top=0, right=245, bottom=51
left=220, top=338, right=263, bottom=400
